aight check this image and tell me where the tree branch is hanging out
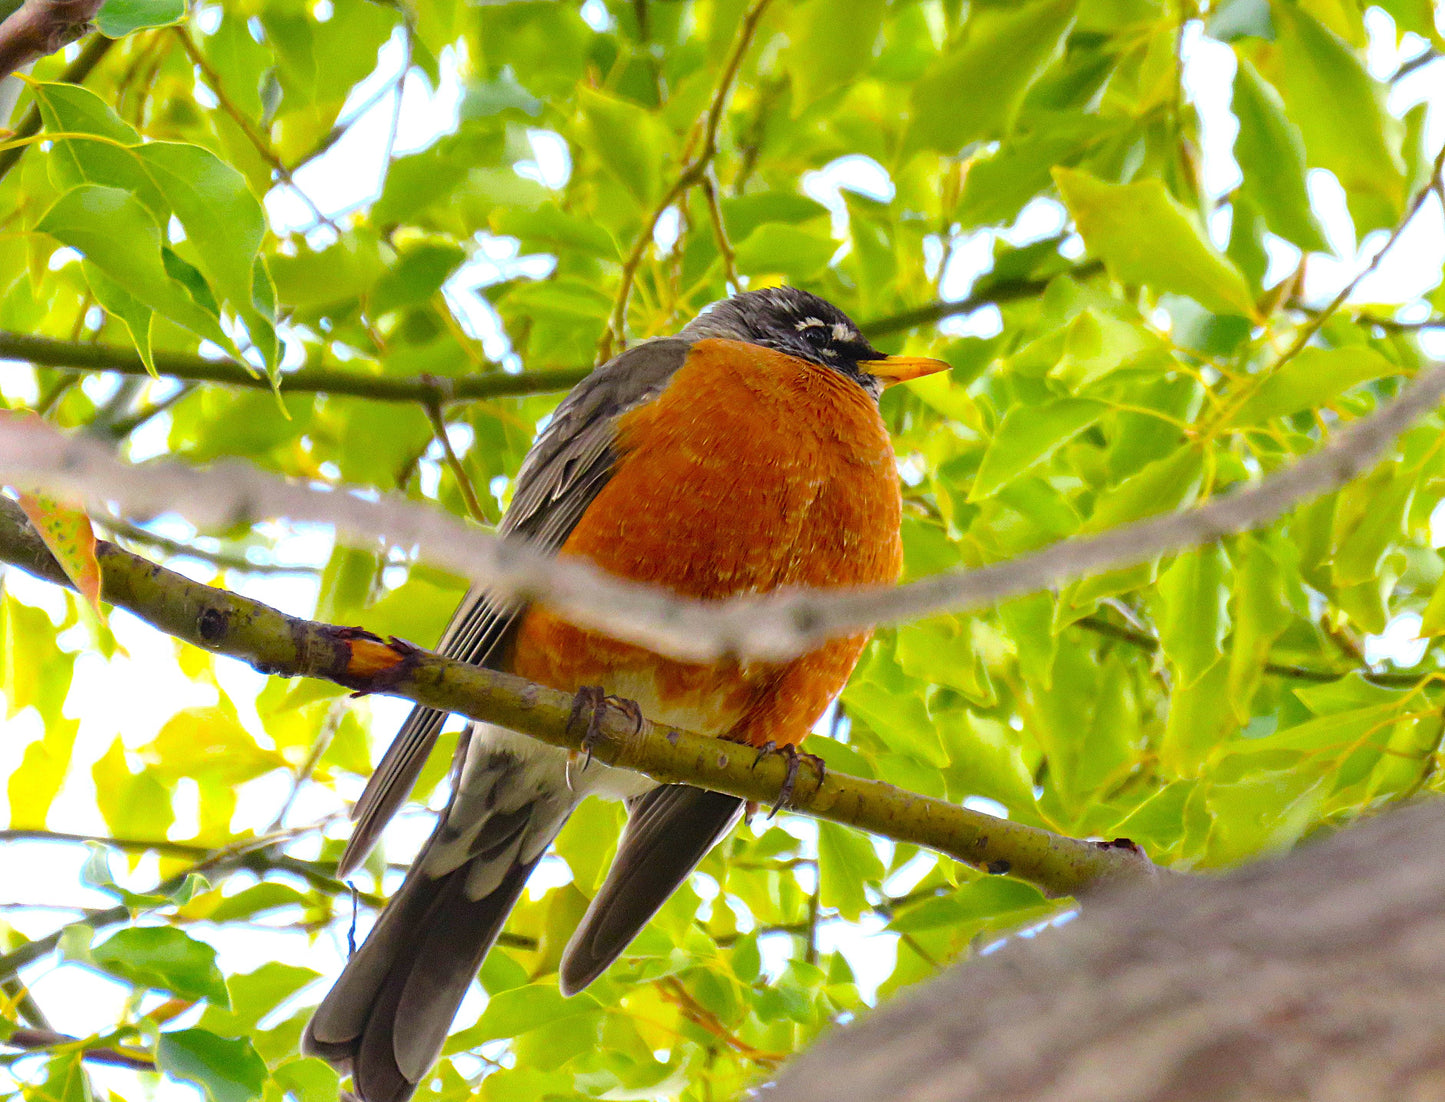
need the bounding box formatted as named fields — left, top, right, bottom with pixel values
left=768, top=798, right=1445, bottom=1102
left=0, top=825, right=322, bottom=981
left=1, top=1028, right=155, bottom=1070
left=0, top=330, right=590, bottom=401
left=1, top=266, right=1095, bottom=403
left=0, top=0, right=100, bottom=84
left=3, top=361, right=1442, bottom=665
left=1074, top=612, right=1432, bottom=689
left=0, top=826, right=541, bottom=948
left=0, top=495, right=1157, bottom=898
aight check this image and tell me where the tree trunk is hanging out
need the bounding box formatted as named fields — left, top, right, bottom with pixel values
left=768, top=800, right=1445, bottom=1102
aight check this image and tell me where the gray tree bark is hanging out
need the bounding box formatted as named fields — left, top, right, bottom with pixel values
left=767, top=799, right=1445, bottom=1102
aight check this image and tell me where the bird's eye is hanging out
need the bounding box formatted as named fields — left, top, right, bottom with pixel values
left=802, top=326, right=829, bottom=347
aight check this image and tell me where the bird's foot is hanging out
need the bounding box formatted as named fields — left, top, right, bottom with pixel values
left=566, top=685, right=644, bottom=771
left=751, top=741, right=826, bottom=818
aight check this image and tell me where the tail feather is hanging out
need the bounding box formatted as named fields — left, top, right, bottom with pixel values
left=560, top=785, right=742, bottom=995
left=305, top=817, right=552, bottom=1102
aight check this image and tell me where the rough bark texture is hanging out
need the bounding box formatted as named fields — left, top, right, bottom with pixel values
left=768, top=798, right=1445, bottom=1102
left=0, top=0, right=101, bottom=82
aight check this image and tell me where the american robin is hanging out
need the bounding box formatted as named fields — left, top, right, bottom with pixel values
left=301, top=287, right=948, bottom=1102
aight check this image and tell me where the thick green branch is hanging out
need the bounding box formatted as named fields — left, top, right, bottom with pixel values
left=0, top=497, right=1156, bottom=898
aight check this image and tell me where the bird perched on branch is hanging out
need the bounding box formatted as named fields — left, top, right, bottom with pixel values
left=302, top=286, right=948, bottom=1102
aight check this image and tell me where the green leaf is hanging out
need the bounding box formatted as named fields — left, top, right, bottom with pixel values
left=1231, top=347, right=1400, bottom=424
left=1154, top=545, right=1229, bottom=687
left=2, top=597, right=74, bottom=722
left=817, top=821, right=884, bottom=920
left=1160, top=657, right=1235, bottom=776
left=270, top=232, right=385, bottom=309
left=910, top=0, right=1077, bottom=151
left=1266, top=5, right=1406, bottom=232
left=451, top=984, right=601, bottom=1048
left=1420, top=567, right=1445, bottom=637
left=1086, top=446, right=1204, bottom=532
left=1050, top=309, right=1169, bottom=389
left=733, top=223, right=838, bottom=281
left=720, top=191, right=831, bottom=241
left=1332, top=462, right=1415, bottom=588
left=936, top=711, right=1038, bottom=811
left=90, top=927, right=230, bottom=1005
left=1054, top=168, right=1257, bottom=318
left=204, top=884, right=312, bottom=923
left=787, top=0, right=887, bottom=110
left=92, top=738, right=174, bottom=840
left=493, top=204, right=615, bottom=259
left=971, top=398, right=1105, bottom=500
left=270, top=1058, right=339, bottom=1102
left=33, top=1054, right=93, bottom=1102
left=574, top=87, right=672, bottom=206
left=156, top=1029, right=268, bottom=1102
left=84, top=262, right=157, bottom=375
left=1231, top=60, right=1330, bottom=254
left=1227, top=534, right=1300, bottom=720
left=97, top=0, right=184, bottom=36
left=8, top=713, right=79, bottom=828
left=958, top=115, right=1122, bottom=228
left=888, top=877, right=1050, bottom=934
left=133, top=143, right=273, bottom=364
left=30, top=83, right=163, bottom=212
left=38, top=185, right=229, bottom=349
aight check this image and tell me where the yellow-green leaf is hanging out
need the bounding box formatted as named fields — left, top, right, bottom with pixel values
left=17, top=490, right=102, bottom=614
left=1054, top=167, right=1258, bottom=319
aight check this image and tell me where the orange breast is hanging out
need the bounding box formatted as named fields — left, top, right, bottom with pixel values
left=507, top=338, right=903, bottom=747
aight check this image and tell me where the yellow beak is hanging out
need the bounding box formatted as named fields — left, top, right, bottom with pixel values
left=859, top=354, right=951, bottom=387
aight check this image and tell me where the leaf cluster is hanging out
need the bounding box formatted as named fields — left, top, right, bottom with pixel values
left=2, top=0, right=1445, bottom=1100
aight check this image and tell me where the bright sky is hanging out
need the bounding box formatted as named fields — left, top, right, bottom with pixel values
left=4, top=8, right=1445, bottom=1099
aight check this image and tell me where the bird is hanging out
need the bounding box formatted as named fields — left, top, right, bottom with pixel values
left=301, top=286, right=948, bottom=1102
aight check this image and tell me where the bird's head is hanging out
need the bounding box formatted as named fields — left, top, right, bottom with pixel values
left=680, top=287, right=948, bottom=398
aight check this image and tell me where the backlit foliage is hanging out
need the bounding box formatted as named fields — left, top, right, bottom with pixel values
left=2, top=1, right=1444, bottom=1100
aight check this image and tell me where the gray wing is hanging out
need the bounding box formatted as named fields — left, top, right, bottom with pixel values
left=337, top=338, right=691, bottom=877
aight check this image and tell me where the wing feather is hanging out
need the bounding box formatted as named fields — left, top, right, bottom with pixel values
left=338, top=339, right=691, bottom=876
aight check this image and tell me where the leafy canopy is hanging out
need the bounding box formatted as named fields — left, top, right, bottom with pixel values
left=2, top=1, right=1444, bottom=1101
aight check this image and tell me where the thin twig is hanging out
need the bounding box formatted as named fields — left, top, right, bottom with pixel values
left=0, top=824, right=325, bottom=980
left=861, top=263, right=1104, bottom=338
left=171, top=26, right=337, bottom=232
left=98, top=515, right=324, bottom=576
left=598, top=0, right=773, bottom=360
left=422, top=398, right=488, bottom=524
left=2, top=1028, right=154, bottom=1070
left=1215, top=146, right=1445, bottom=429
left=0, top=0, right=101, bottom=84
left=1073, top=613, right=1432, bottom=688
left=656, top=977, right=786, bottom=1065
left=3, top=266, right=1090, bottom=404
left=1391, top=47, right=1439, bottom=84
left=699, top=171, right=739, bottom=292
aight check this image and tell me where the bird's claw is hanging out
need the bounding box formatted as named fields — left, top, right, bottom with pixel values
left=752, top=741, right=826, bottom=819
left=566, top=685, right=644, bottom=772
